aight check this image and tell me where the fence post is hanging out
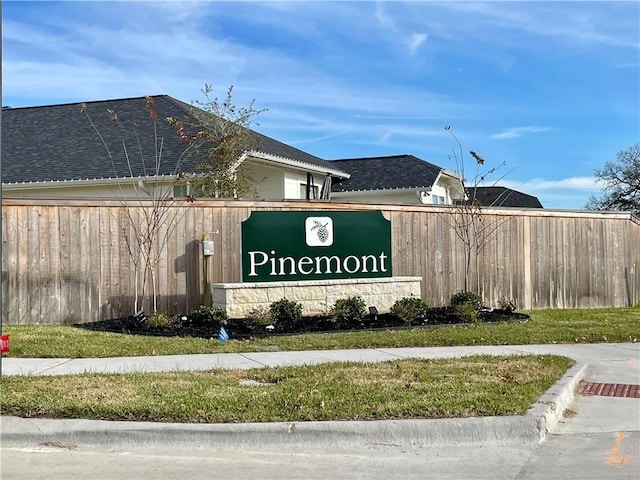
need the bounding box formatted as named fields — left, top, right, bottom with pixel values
left=202, top=233, right=212, bottom=307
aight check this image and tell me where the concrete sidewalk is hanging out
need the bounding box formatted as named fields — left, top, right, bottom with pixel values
left=2, top=343, right=639, bottom=449
left=3, top=343, right=639, bottom=377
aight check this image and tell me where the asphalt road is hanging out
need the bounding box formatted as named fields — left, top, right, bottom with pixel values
left=2, top=430, right=638, bottom=480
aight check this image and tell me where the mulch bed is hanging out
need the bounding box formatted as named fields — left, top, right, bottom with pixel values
left=74, top=308, right=530, bottom=340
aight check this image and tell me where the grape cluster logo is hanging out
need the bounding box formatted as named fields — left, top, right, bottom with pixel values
left=305, top=216, right=333, bottom=247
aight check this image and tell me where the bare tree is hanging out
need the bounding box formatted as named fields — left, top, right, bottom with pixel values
left=82, top=97, right=193, bottom=315
left=82, top=86, right=265, bottom=315
left=586, top=144, right=640, bottom=215
left=443, top=126, right=514, bottom=297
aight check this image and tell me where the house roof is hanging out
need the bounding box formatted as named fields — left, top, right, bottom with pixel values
left=466, top=186, right=544, bottom=208
left=329, top=154, right=446, bottom=192
left=2, top=95, right=345, bottom=185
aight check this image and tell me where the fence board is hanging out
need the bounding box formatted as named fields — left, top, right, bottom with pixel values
left=25, top=205, right=41, bottom=323
left=99, top=207, right=113, bottom=320
left=3, top=207, right=19, bottom=323
left=18, top=206, right=33, bottom=323
left=191, top=206, right=206, bottom=311
left=41, top=206, right=61, bottom=322
left=85, top=206, right=100, bottom=322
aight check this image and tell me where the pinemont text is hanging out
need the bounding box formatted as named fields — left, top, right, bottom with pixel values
left=247, top=250, right=389, bottom=277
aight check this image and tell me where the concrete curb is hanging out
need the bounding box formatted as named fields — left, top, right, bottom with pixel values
left=0, top=363, right=587, bottom=449
left=525, top=362, right=587, bottom=441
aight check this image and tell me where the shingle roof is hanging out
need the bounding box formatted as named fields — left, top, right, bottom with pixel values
left=330, top=154, right=443, bottom=192
left=2, top=95, right=340, bottom=184
left=466, top=186, right=544, bottom=208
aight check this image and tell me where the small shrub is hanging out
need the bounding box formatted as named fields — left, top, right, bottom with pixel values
left=497, top=297, right=516, bottom=312
left=450, top=291, right=483, bottom=310
left=330, top=295, right=366, bottom=329
left=144, top=311, right=171, bottom=329
left=497, top=297, right=510, bottom=310
left=390, top=297, right=430, bottom=325
left=454, top=303, right=479, bottom=323
left=246, top=306, right=274, bottom=327
left=189, top=305, right=228, bottom=328
left=270, top=298, right=303, bottom=332
left=450, top=291, right=483, bottom=324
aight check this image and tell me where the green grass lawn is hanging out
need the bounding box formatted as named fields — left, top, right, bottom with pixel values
left=1, top=355, right=573, bottom=423
left=3, top=307, right=638, bottom=358
left=3, top=309, right=609, bottom=423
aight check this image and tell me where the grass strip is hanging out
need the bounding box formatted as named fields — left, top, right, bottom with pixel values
left=1, top=355, right=573, bottom=423
left=2, top=307, right=638, bottom=359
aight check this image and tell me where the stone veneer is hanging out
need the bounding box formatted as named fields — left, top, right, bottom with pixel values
left=210, top=277, right=422, bottom=319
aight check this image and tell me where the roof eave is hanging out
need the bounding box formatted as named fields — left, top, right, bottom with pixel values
left=332, top=187, right=430, bottom=195
left=435, top=169, right=465, bottom=200
left=248, top=151, right=350, bottom=178
left=2, top=175, right=178, bottom=190
left=440, top=168, right=463, bottom=181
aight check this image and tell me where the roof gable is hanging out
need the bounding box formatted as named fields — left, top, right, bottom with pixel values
left=2, top=95, right=341, bottom=185
left=330, top=154, right=443, bottom=192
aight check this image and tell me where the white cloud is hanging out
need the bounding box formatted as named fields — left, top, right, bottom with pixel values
left=500, top=177, right=601, bottom=210
left=287, top=132, right=349, bottom=147
left=375, top=0, right=394, bottom=28
left=503, top=177, right=599, bottom=192
left=408, top=33, right=428, bottom=53
left=3, top=3, right=470, bottom=119
left=431, top=2, right=640, bottom=51
left=489, top=126, right=552, bottom=140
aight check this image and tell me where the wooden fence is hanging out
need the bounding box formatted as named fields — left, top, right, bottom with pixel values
left=3, top=198, right=639, bottom=324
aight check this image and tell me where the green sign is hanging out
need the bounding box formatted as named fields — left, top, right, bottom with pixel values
left=242, top=211, right=392, bottom=282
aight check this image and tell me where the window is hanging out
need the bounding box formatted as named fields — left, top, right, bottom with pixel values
left=432, top=195, right=445, bottom=205
left=173, top=185, right=188, bottom=198
left=173, top=183, right=194, bottom=199
left=300, top=183, right=319, bottom=199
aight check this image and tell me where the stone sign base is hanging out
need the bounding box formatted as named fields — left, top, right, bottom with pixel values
left=210, top=277, right=422, bottom=319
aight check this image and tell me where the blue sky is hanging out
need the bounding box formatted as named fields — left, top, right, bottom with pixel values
left=3, top=1, right=639, bottom=209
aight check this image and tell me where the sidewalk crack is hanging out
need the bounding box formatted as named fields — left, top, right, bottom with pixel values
left=237, top=353, right=269, bottom=368
left=34, top=358, right=74, bottom=376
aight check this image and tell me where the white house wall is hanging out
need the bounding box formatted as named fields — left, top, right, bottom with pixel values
left=2, top=182, right=154, bottom=200
left=4, top=164, right=323, bottom=202
left=244, top=163, right=284, bottom=199
left=429, top=183, right=450, bottom=204
left=243, top=163, right=316, bottom=200
left=4, top=180, right=454, bottom=205
left=284, top=171, right=315, bottom=199
left=332, top=181, right=458, bottom=206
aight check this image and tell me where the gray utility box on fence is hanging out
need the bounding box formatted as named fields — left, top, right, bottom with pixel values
left=203, top=241, right=214, bottom=256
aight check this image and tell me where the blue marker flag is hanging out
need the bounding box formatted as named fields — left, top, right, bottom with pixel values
left=218, top=326, right=229, bottom=343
